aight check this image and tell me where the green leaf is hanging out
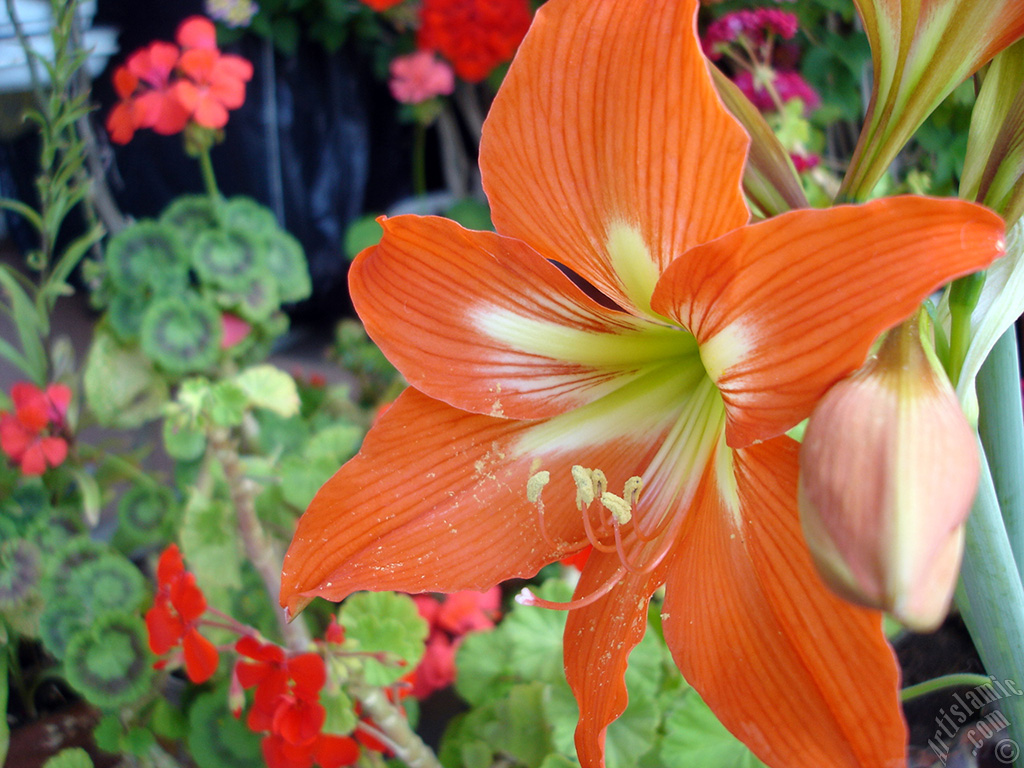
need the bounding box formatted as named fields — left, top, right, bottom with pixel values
left=343, top=215, right=383, bottom=259
left=453, top=623, right=518, bottom=706
left=209, top=381, right=248, bottom=427
left=188, top=689, right=263, bottom=768
left=339, top=592, right=428, bottom=685
left=321, top=687, right=358, bottom=736
left=83, top=332, right=168, bottom=428
left=0, top=265, right=47, bottom=383
left=69, top=467, right=101, bottom=528
left=279, top=454, right=341, bottom=509
left=504, top=580, right=573, bottom=687
left=305, top=422, right=362, bottom=463
left=42, top=748, right=93, bottom=768
left=63, top=613, right=154, bottom=710
left=140, top=293, right=222, bottom=376
left=657, top=686, right=768, bottom=768
left=162, top=407, right=207, bottom=461
left=234, top=365, right=300, bottom=417
left=445, top=198, right=493, bottom=231
left=180, top=476, right=244, bottom=592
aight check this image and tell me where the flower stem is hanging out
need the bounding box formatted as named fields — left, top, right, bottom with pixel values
left=350, top=682, right=443, bottom=768
left=900, top=673, right=995, bottom=702
left=198, top=145, right=220, bottom=202
left=412, top=123, right=427, bottom=198
left=976, top=327, right=1024, bottom=581
left=208, top=427, right=310, bottom=651
left=955, top=437, right=1024, bottom=745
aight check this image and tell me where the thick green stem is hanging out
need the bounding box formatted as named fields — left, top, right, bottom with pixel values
left=977, top=327, right=1024, bottom=583
left=351, top=682, right=443, bottom=768
left=956, top=438, right=1024, bottom=746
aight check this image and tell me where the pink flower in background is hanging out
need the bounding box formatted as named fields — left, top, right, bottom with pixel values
left=733, top=68, right=820, bottom=113
left=410, top=588, right=500, bottom=698
left=702, top=8, right=798, bottom=59
left=388, top=51, right=456, bottom=104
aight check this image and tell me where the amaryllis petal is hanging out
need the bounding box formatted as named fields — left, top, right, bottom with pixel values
left=352, top=215, right=697, bottom=421
left=651, top=196, right=1005, bottom=447
left=662, top=438, right=904, bottom=768
left=843, top=0, right=1024, bottom=199
left=564, top=549, right=672, bottom=767
left=281, top=374, right=695, bottom=615
left=480, top=0, right=748, bottom=315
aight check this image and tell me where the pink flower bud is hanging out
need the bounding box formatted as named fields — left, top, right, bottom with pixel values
left=388, top=51, right=455, bottom=105
left=798, top=317, right=978, bottom=631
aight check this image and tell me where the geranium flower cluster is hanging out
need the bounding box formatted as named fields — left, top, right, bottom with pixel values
left=359, top=0, right=533, bottom=99
left=107, top=16, right=254, bottom=144
left=700, top=4, right=821, bottom=169
left=143, top=546, right=399, bottom=768
left=235, top=636, right=361, bottom=768
left=410, top=588, right=500, bottom=698
left=145, top=544, right=221, bottom=683
left=0, top=382, right=71, bottom=476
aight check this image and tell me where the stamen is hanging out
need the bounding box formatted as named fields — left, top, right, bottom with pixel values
left=515, top=566, right=627, bottom=611
left=527, top=470, right=562, bottom=549
left=622, top=476, right=643, bottom=507
left=527, top=471, right=550, bottom=503
left=571, top=465, right=594, bottom=509
left=580, top=496, right=617, bottom=554
left=601, top=491, right=632, bottom=525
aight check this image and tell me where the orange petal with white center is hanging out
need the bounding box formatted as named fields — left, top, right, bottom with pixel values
left=651, top=196, right=1005, bottom=447
left=564, top=548, right=674, bottom=768
left=661, top=437, right=905, bottom=768
left=480, top=0, right=749, bottom=316
left=281, top=373, right=696, bottom=615
left=351, top=215, right=697, bottom=421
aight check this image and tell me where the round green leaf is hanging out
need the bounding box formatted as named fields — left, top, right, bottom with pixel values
left=192, top=229, right=261, bottom=290
left=63, top=613, right=154, bottom=710
left=105, top=221, right=189, bottom=291
left=140, top=293, right=222, bottom=375
left=339, top=592, right=428, bottom=685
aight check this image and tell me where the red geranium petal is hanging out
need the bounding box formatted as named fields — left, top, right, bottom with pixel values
left=183, top=628, right=220, bottom=683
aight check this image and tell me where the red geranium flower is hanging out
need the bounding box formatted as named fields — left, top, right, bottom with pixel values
left=418, top=0, right=533, bottom=82
left=0, top=382, right=71, bottom=475
left=262, top=732, right=360, bottom=768
left=106, top=16, right=252, bottom=143
left=145, top=545, right=220, bottom=683
left=236, top=639, right=324, bottom=730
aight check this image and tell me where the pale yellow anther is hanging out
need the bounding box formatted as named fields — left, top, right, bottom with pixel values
left=590, top=469, right=608, bottom=497
left=526, top=471, right=550, bottom=504
left=571, top=465, right=594, bottom=509
left=622, top=476, right=643, bottom=507
left=601, top=491, right=632, bottom=525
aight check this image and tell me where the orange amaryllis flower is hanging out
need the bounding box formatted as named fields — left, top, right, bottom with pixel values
left=842, top=0, right=1024, bottom=200
left=281, top=0, right=1005, bottom=766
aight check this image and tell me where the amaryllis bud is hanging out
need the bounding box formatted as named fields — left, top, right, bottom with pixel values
left=797, top=315, right=978, bottom=632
